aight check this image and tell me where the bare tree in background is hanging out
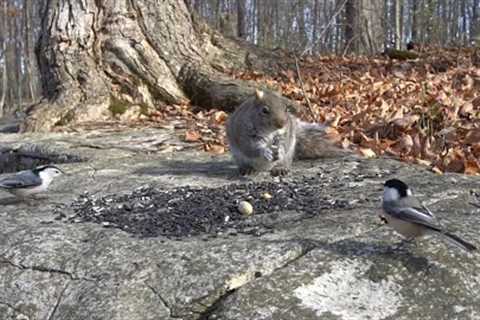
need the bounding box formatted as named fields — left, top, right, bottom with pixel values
left=345, top=0, right=385, bottom=54
left=0, top=0, right=8, bottom=116
left=395, top=0, right=403, bottom=49
left=236, top=0, right=247, bottom=38
left=472, top=0, right=480, bottom=42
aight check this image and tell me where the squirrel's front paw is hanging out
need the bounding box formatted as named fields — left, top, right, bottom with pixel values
left=262, top=148, right=275, bottom=162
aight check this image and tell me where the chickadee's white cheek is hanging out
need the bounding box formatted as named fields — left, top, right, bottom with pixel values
left=383, top=188, right=400, bottom=202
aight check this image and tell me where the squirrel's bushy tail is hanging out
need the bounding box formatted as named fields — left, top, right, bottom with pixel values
left=294, top=120, right=351, bottom=160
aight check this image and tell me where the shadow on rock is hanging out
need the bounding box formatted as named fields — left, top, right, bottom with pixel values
left=264, top=237, right=433, bottom=274
left=0, top=196, right=23, bottom=206
left=323, top=238, right=432, bottom=273
left=133, top=159, right=238, bottom=178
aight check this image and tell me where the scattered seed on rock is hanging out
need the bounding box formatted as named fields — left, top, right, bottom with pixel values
left=66, top=175, right=358, bottom=238
left=238, top=201, right=253, bottom=216
left=261, top=192, right=272, bottom=200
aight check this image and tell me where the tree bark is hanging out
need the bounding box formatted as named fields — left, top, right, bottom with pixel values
left=395, top=0, right=402, bottom=49
left=345, top=0, right=358, bottom=53
left=236, top=0, right=246, bottom=39
left=22, top=0, right=285, bottom=132
left=411, top=0, right=418, bottom=42
left=344, top=0, right=385, bottom=54
left=312, top=0, right=319, bottom=51
left=14, top=2, right=23, bottom=111
left=473, top=0, right=480, bottom=43
left=0, top=0, right=7, bottom=116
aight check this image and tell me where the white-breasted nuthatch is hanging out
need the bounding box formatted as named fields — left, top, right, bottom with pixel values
left=382, top=178, right=476, bottom=252
left=0, top=165, right=64, bottom=199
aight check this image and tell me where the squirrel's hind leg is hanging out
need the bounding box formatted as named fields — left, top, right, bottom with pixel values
left=270, top=166, right=289, bottom=176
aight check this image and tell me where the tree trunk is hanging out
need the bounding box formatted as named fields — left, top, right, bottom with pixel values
left=395, top=0, right=402, bottom=49
left=344, top=0, right=385, bottom=54
left=22, top=0, right=285, bottom=132
left=6, top=0, right=16, bottom=114
left=236, top=0, right=246, bottom=39
left=345, top=0, right=358, bottom=53
left=297, top=0, right=307, bottom=50
left=312, top=0, right=319, bottom=51
left=473, top=0, right=480, bottom=43
left=0, top=0, right=7, bottom=116
left=411, top=0, right=418, bottom=42
left=14, top=3, right=23, bottom=112
left=361, top=0, right=385, bottom=53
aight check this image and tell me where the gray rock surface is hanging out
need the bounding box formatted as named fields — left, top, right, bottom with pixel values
left=0, top=128, right=479, bottom=320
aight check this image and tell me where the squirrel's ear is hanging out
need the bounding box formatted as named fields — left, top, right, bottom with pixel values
left=255, top=89, right=264, bottom=101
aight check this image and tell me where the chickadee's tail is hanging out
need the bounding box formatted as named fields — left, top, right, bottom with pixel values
left=294, top=120, right=352, bottom=160
left=441, top=232, right=477, bottom=252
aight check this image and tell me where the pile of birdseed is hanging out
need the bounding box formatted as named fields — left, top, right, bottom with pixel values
left=68, top=175, right=360, bottom=238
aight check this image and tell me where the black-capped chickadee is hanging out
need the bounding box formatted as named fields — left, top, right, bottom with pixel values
left=0, top=165, right=64, bottom=199
left=382, top=178, right=477, bottom=252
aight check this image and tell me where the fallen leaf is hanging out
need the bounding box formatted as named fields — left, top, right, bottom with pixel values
left=431, top=166, right=443, bottom=174
left=205, top=143, right=225, bottom=154
left=397, top=134, right=414, bottom=153
left=392, top=114, right=420, bottom=129
left=459, top=102, right=474, bottom=116
left=472, top=143, right=480, bottom=158
left=213, top=111, right=228, bottom=124
left=359, top=148, right=376, bottom=158
left=464, top=129, right=480, bottom=144
left=185, top=130, right=201, bottom=142
left=415, top=158, right=432, bottom=166
left=464, top=158, right=480, bottom=175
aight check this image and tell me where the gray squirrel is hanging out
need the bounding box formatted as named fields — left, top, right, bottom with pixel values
left=227, top=89, right=349, bottom=176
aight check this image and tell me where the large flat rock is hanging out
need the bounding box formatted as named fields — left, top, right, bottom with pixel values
left=0, top=128, right=479, bottom=320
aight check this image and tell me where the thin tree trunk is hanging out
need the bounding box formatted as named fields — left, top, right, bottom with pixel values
left=395, top=0, right=402, bottom=49
left=24, top=0, right=37, bottom=102
left=312, top=0, right=319, bottom=51
left=6, top=0, right=17, bottom=114
left=411, top=0, right=418, bottom=42
left=473, top=0, right=480, bottom=43
left=236, top=0, right=246, bottom=39
left=297, top=0, right=307, bottom=50
left=345, top=0, right=357, bottom=53
left=462, top=0, right=467, bottom=45
left=14, top=2, right=23, bottom=112
left=0, top=0, right=7, bottom=116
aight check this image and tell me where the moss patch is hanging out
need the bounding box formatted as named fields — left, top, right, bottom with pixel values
left=109, top=95, right=131, bottom=116
left=55, top=109, right=76, bottom=126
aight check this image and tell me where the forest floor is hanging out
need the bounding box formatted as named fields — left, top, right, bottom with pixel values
left=55, top=47, right=480, bottom=175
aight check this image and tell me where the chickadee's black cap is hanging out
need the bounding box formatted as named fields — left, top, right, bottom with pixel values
left=384, top=179, right=409, bottom=197
left=33, top=165, right=64, bottom=174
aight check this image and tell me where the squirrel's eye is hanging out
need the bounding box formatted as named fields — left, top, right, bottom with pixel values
left=261, top=106, right=270, bottom=114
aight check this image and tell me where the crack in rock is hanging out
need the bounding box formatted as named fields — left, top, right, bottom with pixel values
left=47, top=283, right=70, bottom=320
left=145, top=284, right=184, bottom=319
left=0, top=301, right=30, bottom=318
left=0, top=257, right=95, bottom=282
left=195, top=241, right=315, bottom=320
